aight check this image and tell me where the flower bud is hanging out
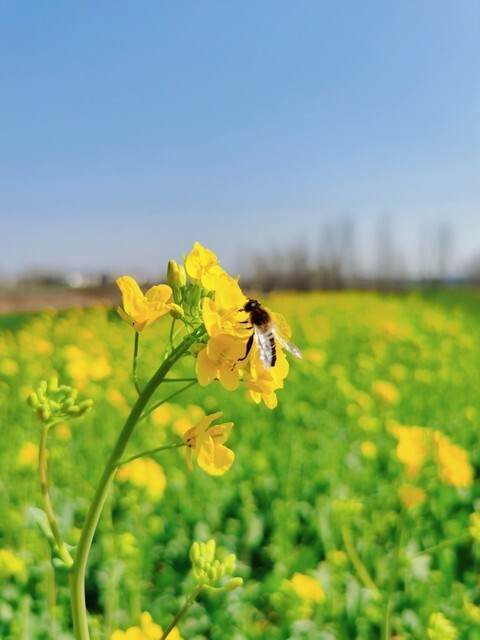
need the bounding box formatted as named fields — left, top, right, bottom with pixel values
left=224, top=577, right=243, bottom=591
left=48, top=376, right=59, bottom=392
left=37, top=405, right=51, bottom=423
left=77, top=399, right=94, bottom=415
left=190, top=541, right=201, bottom=563
left=27, top=392, right=39, bottom=409
left=169, top=304, right=184, bottom=319
left=167, top=260, right=186, bottom=289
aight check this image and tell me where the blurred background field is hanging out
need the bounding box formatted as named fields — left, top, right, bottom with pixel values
left=1, top=289, right=480, bottom=639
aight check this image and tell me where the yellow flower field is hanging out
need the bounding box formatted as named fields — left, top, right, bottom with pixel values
left=1, top=286, right=479, bottom=639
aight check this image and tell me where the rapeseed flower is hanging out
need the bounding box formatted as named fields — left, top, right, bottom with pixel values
left=290, top=573, right=325, bottom=603
left=196, top=334, right=245, bottom=391
left=427, top=612, right=458, bottom=640
left=110, top=611, right=182, bottom=640
left=398, top=484, right=426, bottom=509
left=17, top=441, right=39, bottom=469
left=184, top=242, right=226, bottom=291
left=243, top=347, right=289, bottom=409
left=371, top=380, right=400, bottom=405
left=183, top=412, right=234, bottom=476
left=390, top=425, right=431, bottom=478
left=116, top=276, right=174, bottom=332
left=116, top=458, right=167, bottom=501
left=0, top=549, right=27, bottom=582
left=434, top=431, right=473, bottom=488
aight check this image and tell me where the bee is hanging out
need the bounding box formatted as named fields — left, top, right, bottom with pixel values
left=238, top=299, right=303, bottom=371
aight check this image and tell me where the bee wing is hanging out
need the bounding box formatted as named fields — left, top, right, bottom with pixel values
left=254, top=325, right=273, bottom=371
left=271, top=322, right=303, bottom=359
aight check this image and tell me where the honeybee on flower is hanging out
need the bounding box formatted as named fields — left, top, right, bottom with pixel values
left=238, top=298, right=302, bottom=371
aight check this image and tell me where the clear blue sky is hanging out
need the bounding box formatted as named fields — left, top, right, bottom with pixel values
left=1, top=1, right=479, bottom=278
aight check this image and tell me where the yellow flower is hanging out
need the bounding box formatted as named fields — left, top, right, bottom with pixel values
left=360, top=441, right=378, bottom=460
left=196, top=334, right=246, bottom=391
left=290, top=573, right=325, bottom=603
left=398, top=484, right=426, bottom=509
left=390, top=425, right=431, bottom=478
left=427, top=612, right=458, bottom=640
left=433, top=431, right=473, bottom=489
left=184, top=242, right=226, bottom=291
left=243, top=347, right=289, bottom=409
left=183, top=412, right=234, bottom=476
left=110, top=612, right=182, bottom=640
left=17, top=442, right=39, bottom=469
left=116, top=276, right=173, bottom=332
left=371, top=380, right=400, bottom=405
left=116, top=458, right=167, bottom=501
left=0, top=549, right=27, bottom=582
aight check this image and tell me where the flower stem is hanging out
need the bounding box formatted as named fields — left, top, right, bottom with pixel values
left=341, top=525, right=380, bottom=598
left=416, top=533, right=469, bottom=556
left=140, top=381, right=198, bottom=422
left=133, top=331, right=141, bottom=395
left=38, top=424, right=74, bottom=568
left=160, top=586, right=203, bottom=640
left=70, top=330, right=202, bottom=639
left=162, top=377, right=198, bottom=383
left=116, top=442, right=185, bottom=467
left=382, top=512, right=406, bottom=640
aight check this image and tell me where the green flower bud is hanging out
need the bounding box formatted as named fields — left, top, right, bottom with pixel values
left=169, top=304, right=184, bottom=319
left=37, top=405, right=51, bottom=423
left=28, top=379, right=93, bottom=426
left=190, top=542, right=201, bottom=563
left=205, top=539, right=216, bottom=563
left=207, top=565, right=217, bottom=581
left=27, top=392, right=39, bottom=409
left=61, top=398, right=75, bottom=412
left=224, top=577, right=243, bottom=591
left=48, top=376, right=59, bottom=392
left=77, top=399, right=94, bottom=415
left=223, top=554, right=236, bottom=574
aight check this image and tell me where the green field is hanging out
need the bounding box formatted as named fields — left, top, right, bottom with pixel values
left=1, top=290, right=480, bottom=639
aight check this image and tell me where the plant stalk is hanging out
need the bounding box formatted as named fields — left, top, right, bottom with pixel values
left=70, top=330, right=201, bottom=639
left=39, top=424, right=74, bottom=568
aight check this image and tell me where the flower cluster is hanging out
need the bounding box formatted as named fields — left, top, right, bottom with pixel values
left=27, top=377, right=93, bottom=425
left=182, top=412, right=235, bottom=476
left=110, top=611, right=182, bottom=640
left=390, top=425, right=474, bottom=490
left=189, top=539, right=243, bottom=591
left=116, top=458, right=167, bottom=501
left=116, top=242, right=301, bottom=409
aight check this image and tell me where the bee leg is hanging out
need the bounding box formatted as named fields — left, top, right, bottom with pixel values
left=233, top=334, right=254, bottom=369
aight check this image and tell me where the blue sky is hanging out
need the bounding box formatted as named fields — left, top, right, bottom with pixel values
left=0, top=1, right=479, bottom=278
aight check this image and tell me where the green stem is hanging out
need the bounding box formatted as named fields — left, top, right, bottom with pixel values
left=160, top=586, right=203, bottom=640
left=70, top=330, right=202, bottom=640
left=140, top=381, right=198, bottom=422
left=133, top=331, right=141, bottom=395
left=169, top=318, right=176, bottom=351
left=38, top=424, right=74, bottom=568
left=163, top=377, right=198, bottom=383
left=416, top=533, right=469, bottom=556
left=116, top=442, right=185, bottom=467
left=382, top=512, right=406, bottom=640
left=341, top=525, right=380, bottom=598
